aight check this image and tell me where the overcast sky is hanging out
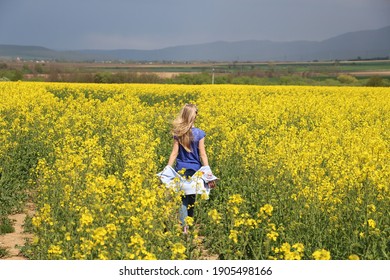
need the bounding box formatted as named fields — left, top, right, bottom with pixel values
left=1, top=0, right=390, bottom=50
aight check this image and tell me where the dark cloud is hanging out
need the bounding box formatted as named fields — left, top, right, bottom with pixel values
left=1, top=0, right=389, bottom=50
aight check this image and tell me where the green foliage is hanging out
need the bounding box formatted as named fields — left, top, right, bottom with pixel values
left=0, top=216, right=15, bottom=234
left=22, top=64, right=33, bottom=74
left=93, top=72, right=163, bottom=84
left=0, top=69, right=23, bottom=81
left=34, top=64, right=44, bottom=74
left=94, top=72, right=113, bottom=83
left=337, top=74, right=358, bottom=84
left=0, top=130, right=48, bottom=217
left=0, top=247, right=8, bottom=258
left=366, top=76, right=384, bottom=87
left=23, top=214, right=34, bottom=234
left=280, top=75, right=315, bottom=85
left=168, top=72, right=212, bottom=84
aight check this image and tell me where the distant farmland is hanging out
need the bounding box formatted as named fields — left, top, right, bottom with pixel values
left=1, top=59, right=390, bottom=85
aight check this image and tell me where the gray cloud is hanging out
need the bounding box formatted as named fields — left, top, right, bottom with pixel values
left=1, top=0, right=389, bottom=50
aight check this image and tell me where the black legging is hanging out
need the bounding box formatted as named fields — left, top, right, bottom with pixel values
left=182, top=169, right=196, bottom=218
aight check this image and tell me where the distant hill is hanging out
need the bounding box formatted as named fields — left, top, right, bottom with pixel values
left=0, top=45, right=106, bottom=61
left=1, top=26, right=389, bottom=62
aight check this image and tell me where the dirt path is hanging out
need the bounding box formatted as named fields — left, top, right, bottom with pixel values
left=196, top=235, right=218, bottom=260
left=0, top=204, right=35, bottom=260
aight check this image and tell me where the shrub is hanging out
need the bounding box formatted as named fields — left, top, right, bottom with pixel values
left=366, top=76, right=384, bottom=87
left=337, top=74, right=358, bottom=84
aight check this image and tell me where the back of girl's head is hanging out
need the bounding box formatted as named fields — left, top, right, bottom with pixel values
left=179, top=103, right=197, bottom=124
left=172, top=103, right=198, bottom=152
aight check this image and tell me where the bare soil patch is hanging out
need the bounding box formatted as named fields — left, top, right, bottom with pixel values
left=349, top=71, right=390, bottom=76
left=0, top=203, right=35, bottom=260
left=196, top=236, right=218, bottom=260
left=152, top=72, right=201, bottom=78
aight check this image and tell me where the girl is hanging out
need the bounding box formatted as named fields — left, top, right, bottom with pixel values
left=167, top=103, right=215, bottom=231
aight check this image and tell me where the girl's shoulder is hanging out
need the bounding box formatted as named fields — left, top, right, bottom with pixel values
left=192, top=127, right=206, bottom=139
left=192, top=127, right=205, bottom=133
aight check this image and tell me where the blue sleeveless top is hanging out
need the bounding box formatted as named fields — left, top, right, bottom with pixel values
left=175, top=127, right=206, bottom=172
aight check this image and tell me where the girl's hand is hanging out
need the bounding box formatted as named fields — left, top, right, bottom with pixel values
left=208, top=180, right=216, bottom=189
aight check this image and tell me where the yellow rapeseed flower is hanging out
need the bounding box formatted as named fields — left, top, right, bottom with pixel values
left=312, top=249, right=331, bottom=260
left=92, top=227, right=108, bottom=245
left=184, top=216, right=194, bottom=227
left=171, top=243, right=186, bottom=259
left=367, top=219, right=376, bottom=229
left=48, top=245, right=63, bottom=255
left=208, top=209, right=221, bottom=224
left=80, top=210, right=94, bottom=226
left=228, top=194, right=244, bottom=205
left=229, top=230, right=239, bottom=243
left=348, top=254, right=360, bottom=260
left=266, top=231, right=279, bottom=241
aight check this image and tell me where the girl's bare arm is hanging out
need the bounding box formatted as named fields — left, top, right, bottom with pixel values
left=198, top=138, right=209, bottom=166
left=168, top=139, right=179, bottom=167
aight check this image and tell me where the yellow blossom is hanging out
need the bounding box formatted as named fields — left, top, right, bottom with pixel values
left=266, top=231, right=279, bottom=241
left=258, top=204, right=274, bottom=218
left=92, top=227, right=107, bottom=245
left=228, top=230, right=239, bottom=243
left=348, top=254, right=360, bottom=260
left=48, top=245, right=63, bottom=255
left=367, top=219, right=376, bottom=229
left=208, top=209, right=222, bottom=224
left=184, top=216, right=194, bottom=227
left=312, top=249, right=331, bottom=260
left=80, top=211, right=94, bottom=226
left=228, top=194, right=244, bottom=205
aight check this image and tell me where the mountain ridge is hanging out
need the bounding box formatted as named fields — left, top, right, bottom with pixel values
left=1, top=25, right=389, bottom=62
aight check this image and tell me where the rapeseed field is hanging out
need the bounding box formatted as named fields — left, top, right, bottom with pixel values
left=0, top=82, right=388, bottom=260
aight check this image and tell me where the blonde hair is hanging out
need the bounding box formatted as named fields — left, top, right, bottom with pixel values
left=172, top=103, right=198, bottom=152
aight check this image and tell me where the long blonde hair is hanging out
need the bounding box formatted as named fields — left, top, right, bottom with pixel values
left=172, top=103, right=198, bottom=152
